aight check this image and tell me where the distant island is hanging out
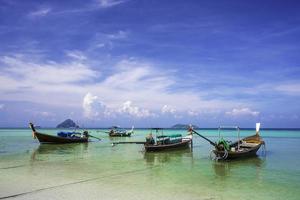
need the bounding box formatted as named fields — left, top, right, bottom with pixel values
left=171, top=124, right=199, bottom=129
left=56, top=119, right=79, bottom=128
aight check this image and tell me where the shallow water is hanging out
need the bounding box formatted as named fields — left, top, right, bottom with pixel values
left=0, top=129, right=299, bottom=200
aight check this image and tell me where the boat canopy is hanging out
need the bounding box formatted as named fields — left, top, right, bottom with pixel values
left=57, top=131, right=81, bottom=137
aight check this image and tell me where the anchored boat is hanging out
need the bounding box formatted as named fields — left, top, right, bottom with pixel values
left=144, top=128, right=193, bottom=152
left=112, top=128, right=193, bottom=152
left=108, top=126, right=134, bottom=137
left=29, top=123, right=100, bottom=144
left=192, top=123, right=265, bottom=160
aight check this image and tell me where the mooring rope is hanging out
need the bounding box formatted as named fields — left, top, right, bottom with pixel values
left=0, top=165, right=159, bottom=199
left=261, top=143, right=267, bottom=157
left=0, top=165, right=27, bottom=170
left=210, top=149, right=228, bottom=161
left=216, top=149, right=228, bottom=161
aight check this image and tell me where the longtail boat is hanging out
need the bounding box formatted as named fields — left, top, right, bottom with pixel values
left=111, top=128, right=193, bottom=152
left=29, top=123, right=93, bottom=144
left=144, top=128, right=193, bottom=152
left=192, top=123, right=265, bottom=160
left=108, top=126, right=134, bottom=137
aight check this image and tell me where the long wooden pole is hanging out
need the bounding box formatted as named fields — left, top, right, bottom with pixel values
left=88, top=134, right=101, bottom=140
left=192, top=130, right=216, bottom=146
left=112, top=141, right=145, bottom=145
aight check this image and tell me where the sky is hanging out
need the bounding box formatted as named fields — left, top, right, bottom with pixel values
left=0, top=0, right=300, bottom=128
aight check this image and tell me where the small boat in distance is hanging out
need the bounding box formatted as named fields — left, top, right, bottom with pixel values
left=192, top=123, right=265, bottom=160
left=108, top=126, right=134, bottom=137
left=29, top=123, right=92, bottom=144
left=144, top=128, right=193, bottom=152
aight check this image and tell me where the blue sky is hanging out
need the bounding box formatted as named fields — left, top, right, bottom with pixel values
left=0, top=0, right=299, bottom=128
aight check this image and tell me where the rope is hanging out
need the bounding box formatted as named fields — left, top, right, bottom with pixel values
left=210, top=150, right=216, bottom=160
left=261, top=143, right=267, bottom=157
left=210, top=149, right=228, bottom=161
left=0, top=165, right=26, bottom=170
left=215, top=149, right=228, bottom=161
left=0, top=166, right=159, bottom=199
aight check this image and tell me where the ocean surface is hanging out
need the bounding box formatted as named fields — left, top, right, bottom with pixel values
left=0, top=128, right=300, bottom=200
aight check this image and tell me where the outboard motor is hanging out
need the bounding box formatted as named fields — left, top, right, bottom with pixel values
left=145, top=134, right=155, bottom=145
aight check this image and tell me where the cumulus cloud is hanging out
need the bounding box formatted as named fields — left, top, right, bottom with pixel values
left=83, top=93, right=108, bottom=119
left=82, top=94, right=154, bottom=119
left=119, top=101, right=154, bottom=118
left=226, top=108, right=259, bottom=117
left=0, top=55, right=241, bottom=118
left=161, top=105, right=176, bottom=114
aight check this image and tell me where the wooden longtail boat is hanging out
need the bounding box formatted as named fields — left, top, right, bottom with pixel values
left=213, top=132, right=264, bottom=160
left=192, top=123, right=265, bottom=160
left=108, top=126, right=134, bottom=137
left=29, top=123, right=89, bottom=144
left=143, top=128, right=193, bottom=152
left=111, top=128, right=193, bottom=152
left=144, top=139, right=191, bottom=151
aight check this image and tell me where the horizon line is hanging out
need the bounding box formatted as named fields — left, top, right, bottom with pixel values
left=1, top=127, right=300, bottom=130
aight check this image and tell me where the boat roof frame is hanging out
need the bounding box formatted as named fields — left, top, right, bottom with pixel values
left=218, top=125, right=241, bottom=150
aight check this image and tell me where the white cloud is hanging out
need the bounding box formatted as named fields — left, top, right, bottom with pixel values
left=37, top=111, right=55, bottom=117
left=0, top=55, right=98, bottom=84
left=83, top=93, right=108, bottom=119
left=119, top=101, right=154, bottom=118
left=226, top=108, right=259, bottom=117
left=161, top=105, right=176, bottom=114
left=89, top=31, right=128, bottom=51
left=82, top=94, right=154, bottom=119
left=66, top=50, right=87, bottom=61
left=275, top=83, right=300, bottom=95
left=187, top=110, right=199, bottom=116
left=101, top=59, right=175, bottom=93
left=96, top=43, right=105, bottom=48
left=97, top=0, right=126, bottom=8
left=40, top=111, right=51, bottom=117
left=107, top=30, right=128, bottom=39
left=29, top=7, right=51, bottom=17
left=46, top=1, right=128, bottom=15
left=0, top=55, right=243, bottom=117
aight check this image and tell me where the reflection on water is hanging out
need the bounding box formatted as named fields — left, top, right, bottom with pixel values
left=108, top=136, right=136, bottom=142
left=30, top=143, right=88, bottom=161
left=213, top=156, right=266, bottom=178
left=143, top=149, right=193, bottom=165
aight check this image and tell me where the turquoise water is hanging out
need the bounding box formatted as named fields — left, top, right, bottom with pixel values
left=0, top=129, right=300, bottom=200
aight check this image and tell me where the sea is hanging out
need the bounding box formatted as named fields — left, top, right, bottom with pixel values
left=0, top=128, right=299, bottom=200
